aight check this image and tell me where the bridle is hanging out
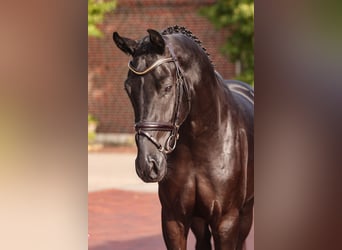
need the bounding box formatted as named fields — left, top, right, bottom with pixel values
left=127, top=44, right=191, bottom=154
left=128, top=45, right=190, bottom=154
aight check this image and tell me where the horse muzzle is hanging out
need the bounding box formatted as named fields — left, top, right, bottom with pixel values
left=135, top=152, right=167, bottom=183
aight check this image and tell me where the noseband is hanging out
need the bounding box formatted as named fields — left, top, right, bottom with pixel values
left=128, top=45, right=191, bottom=154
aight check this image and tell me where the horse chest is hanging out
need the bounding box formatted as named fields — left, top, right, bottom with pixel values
left=192, top=168, right=237, bottom=219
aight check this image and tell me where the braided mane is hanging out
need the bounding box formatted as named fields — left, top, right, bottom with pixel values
left=161, top=25, right=214, bottom=67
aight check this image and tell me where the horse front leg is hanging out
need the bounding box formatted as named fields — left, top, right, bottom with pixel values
left=191, top=217, right=212, bottom=250
left=211, top=208, right=240, bottom=250
left=162, top=208, right=190, bottom=250
left=237, top=198, right=254, bottom=250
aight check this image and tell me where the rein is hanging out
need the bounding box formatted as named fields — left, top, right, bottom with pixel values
left=128, top=45, right=190, bottom=154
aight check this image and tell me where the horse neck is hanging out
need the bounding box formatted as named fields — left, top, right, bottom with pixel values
left=170, top=37, right=234, bottom=140
left=186, top=67, right=233, bottom=134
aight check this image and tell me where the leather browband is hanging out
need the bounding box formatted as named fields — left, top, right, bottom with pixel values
left=128, top=57, right=174, bottom=75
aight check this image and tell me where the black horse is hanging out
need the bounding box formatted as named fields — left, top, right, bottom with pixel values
left=113, top=26, right=253, bottom=250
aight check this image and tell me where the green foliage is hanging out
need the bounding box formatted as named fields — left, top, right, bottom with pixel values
left=88, top=114, right=98, bottom=123
left=200, top=0, right=254, bottom=85
left=88, top=131, right=97, bottom=143
left=88, top=0, right=116, bottom=37
left=88, top=114, right=98, bottom=144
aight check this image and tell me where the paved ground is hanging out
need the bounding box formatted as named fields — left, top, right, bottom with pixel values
left=88, top=149, right=157, bottom=193
left=88, top=147, right=254, bottom=249
left=88, top=189, right=197, bottom=250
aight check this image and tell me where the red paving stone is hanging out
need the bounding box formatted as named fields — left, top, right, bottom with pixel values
left=89, top=189, right=171, bottom=250
left=89, top=189, right=253, bottom=250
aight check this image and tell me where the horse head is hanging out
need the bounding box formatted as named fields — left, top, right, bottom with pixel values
left=113, top=29, right=190, bottom=182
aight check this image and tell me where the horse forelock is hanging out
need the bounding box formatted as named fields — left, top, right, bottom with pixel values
left=132, top=36, right=157, bottom=58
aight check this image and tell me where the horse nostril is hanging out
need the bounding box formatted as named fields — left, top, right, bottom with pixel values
left=148, top=157, right=159, bottom=176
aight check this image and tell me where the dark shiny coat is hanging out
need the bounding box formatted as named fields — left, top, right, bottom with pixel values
left=113, top=26, right=253, bottom=250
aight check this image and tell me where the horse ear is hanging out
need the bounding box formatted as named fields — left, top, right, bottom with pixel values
left=147, top=29, right=165, bottom=54
left=113, top=32, right=137, bottom=55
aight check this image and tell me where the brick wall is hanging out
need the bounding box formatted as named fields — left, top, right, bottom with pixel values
left=88, top=0, right=235, bottom=133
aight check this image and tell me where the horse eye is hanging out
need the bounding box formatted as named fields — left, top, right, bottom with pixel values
left=164, top=86, right=172, bottom=92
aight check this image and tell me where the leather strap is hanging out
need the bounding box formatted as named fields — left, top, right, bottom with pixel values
left=128, top=57, right=174, bottom=75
